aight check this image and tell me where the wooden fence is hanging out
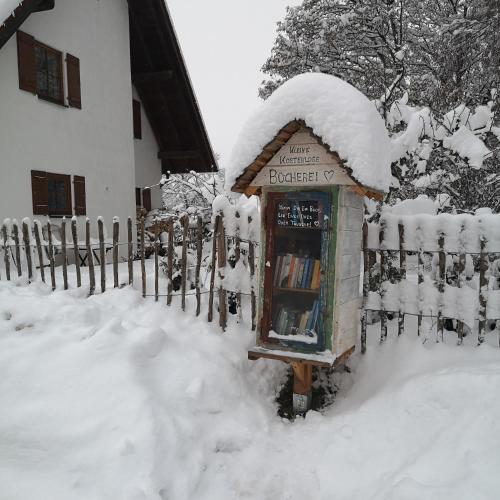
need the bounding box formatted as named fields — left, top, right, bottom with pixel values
left=0, top=214, right=259, bottom=330
left=361, top=214, right=500, bottom=352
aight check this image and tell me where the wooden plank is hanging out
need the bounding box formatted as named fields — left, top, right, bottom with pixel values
left=208, top=215, right=219, bottom=323
left=113, top=218, right=119, bottom=288
left=398, top=223, right=406, bottom=336
left=195, top=216, right=203, bottom=316
left=417, top=225, right=424, bottom=337
left=2, top=223, right=10, bottom=281
left=61, top=218, right=68, bottom=290
left=181, top=215, right=189, bottom=311
left=12, top=221, right=22, bottom=277
left=47, top=221, right=56, bottom=290
left=248, top=216, right=256, bottom=331
left=22, top=220, right=33, bottom=281
left=71, top=218, right=81, bottom=288
left=154, top=218, right=159, bottom=302
left=217, top=214, right=227, bottom=330
left=437, top=231, right=446, bottom=340
left=234, top=211, right=242, bottom=322
left=98, top=218, right=106, bottom=293
left=379, top=220, right=387, bottom=341
left=34, top=220, right=45, bottom=283
left=166, top=218, right=173, bottom=305
left=140, top=217, right=146, bottom=298
left=291, top=362, right=313, bottom=399
left=361, top=221, right=369, bottom=353
left=127, top=217, right=133, bottom=286
left=86, top=218, right=95, bottom=295
left=478, top=236, right=488, bottom=344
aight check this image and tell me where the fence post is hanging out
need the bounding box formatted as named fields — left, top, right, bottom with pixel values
left=195, top=215, right=203, bottom=316
left=140, top=217, right=146, bottom=298
left=417, top=225, right=424, bottom=336
left=478, top=235, right=488, bottom=345
left=22, top=220, right=33, bottom=281
left=379, top=219, right=387, bottom=341
left=437, top=231, right=446, bottom=341
left=71, top=218, right=81, bottom=288
left=61, top=218, right=68, bottom=290
left=2, top=223, right=10, bottom=281
left=181, top=215, right=189, bottom=311
left=217, top=213, right=227, bottom=330
left=12, top=220, right=21, bottom=277
left=166, top=218, right=173, bottom=305
left=208, top=215, right=219, bottom=323
left=47, top=221, right=56, bottom=290
left=398, top=223, right=405, bottom=336
left=248, top=215, right=256, bottom=331
left=457, top=221, right=467, bottom=344
left=113, top=218, right=119, bottom=288
left=86, top=218, right=95, bottom=295
left=361, top=221, right=369, bottom=353
left=98, top=218, right=106, bottom=293
left=127, top=217, right=133, bottom=286
left=154, top=218, right=159, bottom=302
left=34, top=220, right=45, bottom=283
left=234, top=211, right=242, bottom=322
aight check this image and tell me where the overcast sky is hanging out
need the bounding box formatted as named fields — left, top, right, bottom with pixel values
left=167, top=0, right=300, bottom=169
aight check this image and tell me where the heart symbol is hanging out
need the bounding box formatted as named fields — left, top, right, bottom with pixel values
left=324, top=170, right=335, bottom=182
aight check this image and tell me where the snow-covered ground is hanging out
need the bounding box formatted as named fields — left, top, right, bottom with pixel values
left=1, top=279, right=500, bottom=500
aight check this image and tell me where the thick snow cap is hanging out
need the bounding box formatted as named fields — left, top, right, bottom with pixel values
left=229, top=73, right=391, bottom=193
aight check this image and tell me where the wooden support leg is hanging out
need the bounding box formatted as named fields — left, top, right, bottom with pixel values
left=291, top=362, right=312, bottom=414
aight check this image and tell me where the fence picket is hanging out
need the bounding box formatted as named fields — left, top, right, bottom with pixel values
left=2, top=223, right=10, bottom=281
left=195, top=216, right=203, bottom=316
left=361, top=221, right=369, bottom=353
left=379, top=219, right=387, bottom=341
left=437, top=232, right=446, bottom=340
left=181, top=215, right=188, bottom=311
left=234, top=211, right=242, bottom=322
left=34, top=220, right=45, bottom=283
left=478, top=236, right=488, bottom=344
left=86, top=219, right=95, bottom=295
left=140, top=217, right=146, bottom=298
left=398, top=223, right=405, bottom=336
left=417, top=225, right=424, bottom=337
left=47, top=221, right=56, bottom=290
left=22, top=220, right=33, bottom=281
left=12, top=220, right=21, bottom=277
left=98, top=218, right=106, bottom=293
left=217, top=213, right=227, bottom=330
left=71, top=218, right=81, bottom=288
left=248, top=216, right=256, bottom=331
left=61, top=218, right=68, bottom=290
left=127, top=217, right=133, bottom=286
left=208, top=215, right=219, bottom=323
left=154, top=218, right=159, bottom=302
left=166, top=218, right=173, bottom=305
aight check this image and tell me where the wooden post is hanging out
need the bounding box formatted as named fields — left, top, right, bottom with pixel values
left=47, top=221, right=56, bottom=290
left=234, top=211, right=242, bottom=322
left=86, top=218, right=95, bottom=295
left=248, top=216, right=256, bottom=331
left=180, top=215, right=189, bottom=311
left=478, top=236, right=488, bottom=345
left=217, top=214, right=227, bottom=330
left=379, top=220, right=387, bottom=341
left=437, top=231, right=446, bottom=340
left=113, top=218, right=119, bottom=288
left=361, top=222, right=369, bottom=353
left=166, top=218, right=173, bottom=305
left=208, top=215, right=219, bottom=323
left=154, top=218, right=159, bottom=302
left=71, top=218, right=81, bottom=288
left=127, top=217, right=133, bottom=286
left=22, top=220, right=33, bottom=281
left=417, top=226, right=424, bottom=336
left=61, top=218, right=68, bottom=290
left=195, top=215, right=203, bottom=316
left=2, top=223, right=10, bottom=281
left=291, top=362, right=312, bottom=414
left=140, top=217, right=146, bottom=298
left=398, top=223, right=406, bottom=336
left=34, top=221, right=45, bottom=283
left=98, top=218, right=106, bottom=293
left=12, top=220, right=22, bottom=277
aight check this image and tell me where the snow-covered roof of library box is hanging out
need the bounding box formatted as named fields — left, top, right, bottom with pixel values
left=0, top=0, right=21, bottom=26
left=229, top=73, right=392, bottom=194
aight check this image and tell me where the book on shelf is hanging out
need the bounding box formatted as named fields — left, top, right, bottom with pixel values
left=273, top=253, right=321, bottom=290
left=272, top=299, right=320, bottom=338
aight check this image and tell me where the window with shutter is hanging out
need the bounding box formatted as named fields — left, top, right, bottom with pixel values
left=73, top=176, right=86, bottom=215
left=66, top=54, right=81, bottom=109
left=47, top=173, right=72, bottom=216
left=34, top=41, right=64, bottom=105
left=17, top=31, right=36, bottom=94
left=133, top=99, right=142, bottom=139
left=142, top=188, right=151, bottom=212
left=31, top=170, right=48, bottom=215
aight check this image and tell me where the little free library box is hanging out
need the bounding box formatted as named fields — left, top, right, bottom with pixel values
left=230, top=74, right=391, bottom=412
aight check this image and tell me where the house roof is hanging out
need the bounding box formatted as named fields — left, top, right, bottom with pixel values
left=0, top=0, right=217, bottom=174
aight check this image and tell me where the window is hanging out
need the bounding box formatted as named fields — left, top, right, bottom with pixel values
left=135, top=187, right=142, bottom=207
left=31, top=171, right=86, bottom=216
left=17, top=31, right=81, bottom=109
left=133, top=99, right=142, bottom=139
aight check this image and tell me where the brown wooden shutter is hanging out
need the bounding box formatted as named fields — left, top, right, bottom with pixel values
left=17, top=31, right=36, bottom=94
left=135, top=187, right=142, bottom=207
left=133, top=99, right=142, bottom=139
left=66, top=54, right=81, bottom=109
left=142, top=188, right=151, bottom=211
left=73, top=175, right=86, bottom=215
left=31, top=170, right=48, bottom=215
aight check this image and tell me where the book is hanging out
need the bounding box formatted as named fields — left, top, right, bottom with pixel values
left=287, top=256, right=296, bottom=288
left=311, top=260, right=321, bottom=289
left=301, top=258, right=311, bottom=288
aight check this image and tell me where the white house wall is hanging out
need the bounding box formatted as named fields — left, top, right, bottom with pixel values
left=132, top=86, right=162, bottom=210
left=0, top=0, right=135, bottom=238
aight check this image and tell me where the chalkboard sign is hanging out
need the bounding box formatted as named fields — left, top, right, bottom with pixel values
left=276, top=200, right=323, bottom=229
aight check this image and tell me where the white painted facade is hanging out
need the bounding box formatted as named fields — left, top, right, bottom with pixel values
left=0, top=0, right=162, bottom=236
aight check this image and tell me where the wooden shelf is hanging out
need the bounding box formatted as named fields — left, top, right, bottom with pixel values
left=273, top=287, right=320, bottom=295
left=276, top=225, right=322, bottom=232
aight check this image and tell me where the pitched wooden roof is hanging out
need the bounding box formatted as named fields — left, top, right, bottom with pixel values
left=231, top=120, right=383, bottom=200
left=0, top=0, right=217, bottom=174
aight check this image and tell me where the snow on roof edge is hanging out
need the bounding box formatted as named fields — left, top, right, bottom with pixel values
left=0, top=0, right=23, bottom=28
left=228, top=73, right=391, bottom=194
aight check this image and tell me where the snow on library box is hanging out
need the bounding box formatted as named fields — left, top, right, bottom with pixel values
left=229, top=73, right=391, bottom=376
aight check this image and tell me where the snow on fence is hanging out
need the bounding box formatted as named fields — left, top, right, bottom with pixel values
left=0, top=211, right=259, bottom=330
left=361, top=213, right=500, bottom=352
